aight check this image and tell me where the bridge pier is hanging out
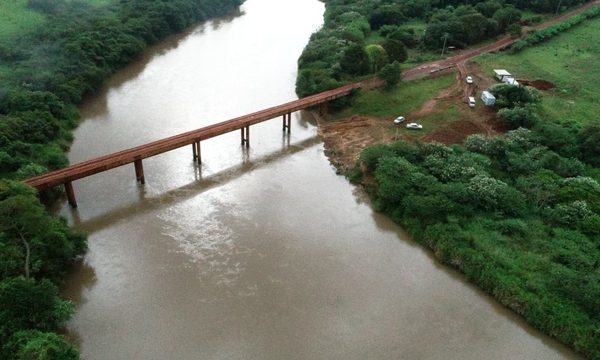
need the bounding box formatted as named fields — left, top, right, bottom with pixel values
left=192, top=141, right=201, bottom=163
left=241, top=126, right=250, bottom=148
left=319, top=102, right=328, bottom=116
left=134, top=159, right=145, bottom=184
left=282, top=112, right=291, bottom=133
left=64, top=181, right=77, bottom=208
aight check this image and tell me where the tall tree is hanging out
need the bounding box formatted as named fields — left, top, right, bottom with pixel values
left=383, top=39, right=408, bottom=63
left=339, top=44, right=370, bottom=76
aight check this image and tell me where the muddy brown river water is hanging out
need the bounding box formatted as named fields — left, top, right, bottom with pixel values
left=60, top=0, right=580, bottom=359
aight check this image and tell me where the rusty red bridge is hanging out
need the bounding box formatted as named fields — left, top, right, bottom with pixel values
left=24, top=79, right=378, bottom=207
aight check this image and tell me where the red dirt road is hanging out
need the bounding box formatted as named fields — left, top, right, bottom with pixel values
left=402, top=0, right=600, bottom=81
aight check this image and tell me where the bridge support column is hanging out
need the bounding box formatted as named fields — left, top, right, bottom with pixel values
left=282, top=113, right=291, bottom=133
left=65, top=181, right=77, bottom=208
left=192, top=141, right=201, bottom=163
left=134, top=159, right=145, bottom=184
left=319, top=102, right=328, bottom=116
left=241, top=126, right=250, bottom=148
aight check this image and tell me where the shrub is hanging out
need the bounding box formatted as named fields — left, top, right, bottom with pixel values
left=377, top=61, right=402, bottom=89
left=3, top=330, right=79, bottom=360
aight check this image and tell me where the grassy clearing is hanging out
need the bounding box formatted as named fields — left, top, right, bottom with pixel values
left=474, top=17, right=600, bottom=126
left=333, top=72, right=456, bottom=120
left=521, top=10, right=551, bottom=24
left=0, top=0, right=46, bottom=41
left=404, top=49, right=443, bottom=68
left=404, top=104, right=461, bottom=138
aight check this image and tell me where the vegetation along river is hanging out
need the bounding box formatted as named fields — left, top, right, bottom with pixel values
left=60, top=0, right=580, bottom=358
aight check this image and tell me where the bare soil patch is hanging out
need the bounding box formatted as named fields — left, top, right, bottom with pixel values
left=518, top=79, right=556, bottom=90
left=318, top=115, right=397, bottom=173
left=422, top=120, right=481, bottom=144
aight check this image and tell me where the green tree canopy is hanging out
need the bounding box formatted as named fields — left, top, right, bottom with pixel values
left=340, top=44, right=370, bottom=76
left=0, top=277, right=73, bottom=344
left=382, top=39, right=408, bottom=63
left=365, top=44, right=389, bottom=72
left=0, top=180, right=87, bottom=281
left=3, top=330, right=79, bottom=360
left=378, top=61, right=402, bottom=89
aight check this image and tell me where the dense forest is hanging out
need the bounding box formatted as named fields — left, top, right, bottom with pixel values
left=0, top=0, right=243, bottom=358
left=296, top=0, right=590, bottom=97
left=353, top=45, right=600, bottom=360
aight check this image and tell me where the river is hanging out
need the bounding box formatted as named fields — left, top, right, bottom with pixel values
left=60, top=0, right=580, bottom=359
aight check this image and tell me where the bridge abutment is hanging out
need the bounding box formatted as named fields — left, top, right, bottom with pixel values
left=319, top=102, right=328, bottom=116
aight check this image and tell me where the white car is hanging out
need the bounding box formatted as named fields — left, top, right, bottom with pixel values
left=466, top=76, right=474, bottom=84
left=393, top=116, right=405, bottom=124
left=468, top=96, right=476, bottom=108
left=406, top=122, right=423, bottom=130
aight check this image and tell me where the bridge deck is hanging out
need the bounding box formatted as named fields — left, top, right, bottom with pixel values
left=24, top=79, right=374, bottom=191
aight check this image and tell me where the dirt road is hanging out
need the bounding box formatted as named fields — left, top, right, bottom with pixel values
left=402, top=0, right=600, bottom=81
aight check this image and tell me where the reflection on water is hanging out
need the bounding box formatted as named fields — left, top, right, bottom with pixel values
left=71, top=134, right=320, bottom=233
left=78, top=8, right=243, bottom=118
left=61, top=0, right=580, bottom=359
left=63, top=261, right=97, bottom=304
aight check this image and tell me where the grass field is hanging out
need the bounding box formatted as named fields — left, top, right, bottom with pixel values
left=474, top=17, right=600, bottom=126
left=404, top=103, right=461, bottom=138
left=0, top=0, right=114, bottom=42
left=0, top=0, right=46, bottom=41
left=333, top=72, right=456, bottom=120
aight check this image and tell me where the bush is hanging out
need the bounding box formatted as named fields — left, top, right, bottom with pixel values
left=497, top=106, right=539, bottom=129
left=578, top=125, right=600, bottom=167
left=382, top=39, right=407, bottom=63
left=0, top=277, right=73, bottom=344
left=3, top=330, right=79, bottom=360
left=377, top=61, right=402, bottom=89
left=490, top=84, right=539, bottom=109
left=360, top=144, right=395, bottom=172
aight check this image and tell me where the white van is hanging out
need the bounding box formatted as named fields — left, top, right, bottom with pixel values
left=468, top=96, right=476, bottom=108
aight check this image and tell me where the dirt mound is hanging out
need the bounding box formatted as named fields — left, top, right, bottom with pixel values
left=518, top=79, right=556, bottom=90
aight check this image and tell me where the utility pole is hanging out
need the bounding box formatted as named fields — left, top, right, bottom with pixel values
left=441, top=33, right=449, bottom=57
